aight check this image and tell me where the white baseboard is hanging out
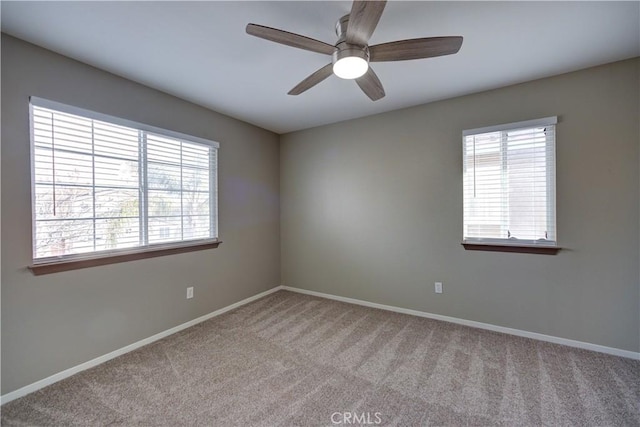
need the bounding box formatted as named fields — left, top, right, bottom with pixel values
left=281, top=286, right=640, bottom=361
left=0, top=286, right=284, bottom=405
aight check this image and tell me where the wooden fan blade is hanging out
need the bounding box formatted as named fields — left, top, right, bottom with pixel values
left=288, top=63, right=334, bottom=95
left=369, top=36, right=463, bottom=62
left=246, top=24, right=335, bottom=55
left=356, top=67, right=385, bottom=101
left=346, top=0, right=387, bottom=46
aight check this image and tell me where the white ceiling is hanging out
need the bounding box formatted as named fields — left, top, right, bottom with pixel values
left=2, top=1, right=639, bottom=134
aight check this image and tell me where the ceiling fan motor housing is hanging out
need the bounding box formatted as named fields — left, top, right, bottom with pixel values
left=335, top=14, right=350, bottom=42
left=332, top=42, right=369, bottom=66
left=332, top=14, right=369, bottom=69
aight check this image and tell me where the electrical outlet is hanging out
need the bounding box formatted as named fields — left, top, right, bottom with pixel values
left=186, top=286, right=194, bottom=299
left=435, top=282, right=443, bottom=294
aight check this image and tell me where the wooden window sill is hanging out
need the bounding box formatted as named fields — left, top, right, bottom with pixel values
left=29, top=240, right=222, bottom=275
left=462, top=242, right=561, bottom=255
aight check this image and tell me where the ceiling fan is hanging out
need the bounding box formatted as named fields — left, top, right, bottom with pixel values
left=246, top=0, right=463, bottom=101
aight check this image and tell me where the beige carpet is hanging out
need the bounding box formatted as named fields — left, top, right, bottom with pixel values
left=2, top=290, right=639, bottom=426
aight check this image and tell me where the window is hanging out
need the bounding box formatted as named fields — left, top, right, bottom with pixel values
left=462, top=117, right=557, bottom=250
left=30, top=97, right=219, bottom=270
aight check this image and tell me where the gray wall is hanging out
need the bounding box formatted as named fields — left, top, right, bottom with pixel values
left=281, top=58, right=640, bottom=353
left=1, top=35, right=280, bottom=395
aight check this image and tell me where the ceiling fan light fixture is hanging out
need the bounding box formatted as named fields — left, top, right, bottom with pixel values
left=332, top=44, right=369, bottom=79
left=333, top=56, right=368, bottom=79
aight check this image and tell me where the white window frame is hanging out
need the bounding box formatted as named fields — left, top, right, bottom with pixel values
left=29, top=97, right=220, bottom=267
left=462, top=116, right=557, bottom=248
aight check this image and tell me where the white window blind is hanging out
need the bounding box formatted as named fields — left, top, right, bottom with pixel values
left=30, top=97, right=218, bottom=263
left=462, top=117, right=557, bottom=246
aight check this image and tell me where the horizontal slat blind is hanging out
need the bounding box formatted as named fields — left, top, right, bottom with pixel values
left=463, top=118, right=556, bottom=245
left=30, top=98, right=218, bottom=263
left=146, top=133, right=213, bottom=244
